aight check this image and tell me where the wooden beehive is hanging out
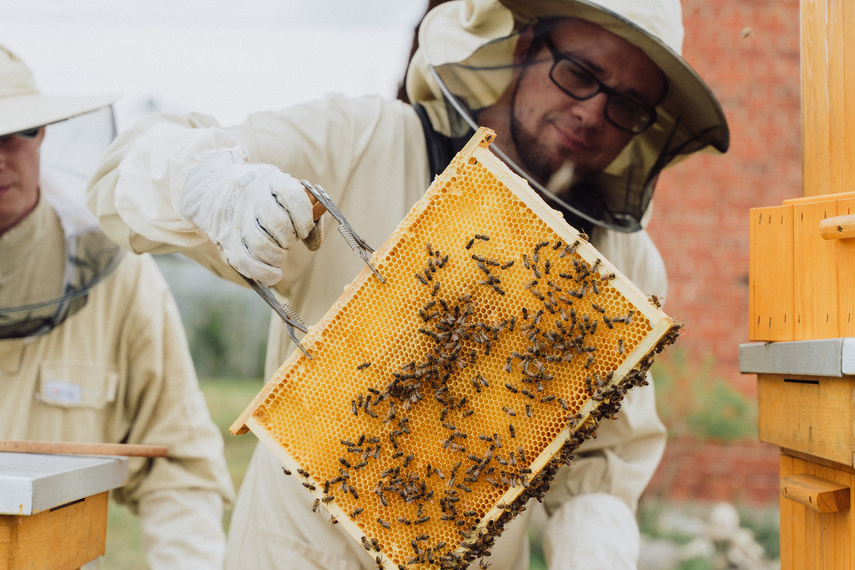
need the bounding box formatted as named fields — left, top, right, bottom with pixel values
left=748, top=191, right=855, bottom=342
left=231, top=127, right=680, bottom=569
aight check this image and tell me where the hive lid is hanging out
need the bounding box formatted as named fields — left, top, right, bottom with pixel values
left=231, top=127, right=679, bottom=569
left=0, top=453, right=128, bottom=515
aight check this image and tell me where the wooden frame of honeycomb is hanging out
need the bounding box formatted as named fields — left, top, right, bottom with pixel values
left=231, top=127, right=679, bottom=569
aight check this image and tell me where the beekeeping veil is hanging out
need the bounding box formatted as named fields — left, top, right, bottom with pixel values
left=0, top=45, right=121, bottom=338
left=406, top=0, right=729, bottom=232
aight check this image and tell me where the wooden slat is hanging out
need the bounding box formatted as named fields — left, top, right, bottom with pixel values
left=819, top=214, right=855, bottom=239
left=778, top=451, right=855, bottom=568
left=828, top=0, right=846, bottom=198
left=792, top=456, right=808, bottom=567
left=793, top=201, right=838, bottom=339
left=0, top=440, right=168, bottom=458
left=845, top=0, right=855, bottom=192
left=835, top=198, right=855, bottom=336
left=780, top=454, right=794, bottom=569
left=802, top=0, right=832, bottom=198
left=781, top=474, right=850, bottom=513
left=813, top=462, right=853, bottom=568
left=749, top=206, right=794, bottom=341
left=784, top=191, right=855, bottom=205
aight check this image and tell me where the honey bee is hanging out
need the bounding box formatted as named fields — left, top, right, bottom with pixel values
left=377, top=518, right=390, bottom=529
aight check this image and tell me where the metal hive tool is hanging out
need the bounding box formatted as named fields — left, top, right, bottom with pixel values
left=231, top=127, right=680, bottom=569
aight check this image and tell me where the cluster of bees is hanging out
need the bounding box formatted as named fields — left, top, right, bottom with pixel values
left=277, top=229, right=676, bottom=570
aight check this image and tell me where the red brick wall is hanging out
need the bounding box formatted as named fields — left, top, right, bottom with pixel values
left=647, top=0, right=802, bottom=397
left=643, top=439, right=781, bottom=504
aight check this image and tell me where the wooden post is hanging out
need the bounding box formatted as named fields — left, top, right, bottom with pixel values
left=801, top=0, right=855, bottom=199
left=764, top=1, right=855, bottom=568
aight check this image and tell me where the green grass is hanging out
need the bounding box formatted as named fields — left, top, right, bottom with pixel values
left=102, top=378, right=261, bottom=568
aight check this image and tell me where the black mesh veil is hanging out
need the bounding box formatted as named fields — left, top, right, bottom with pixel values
left=0, top=107, right=124, bottom=339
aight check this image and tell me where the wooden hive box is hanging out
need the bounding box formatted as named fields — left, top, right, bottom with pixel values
left=749, top=191, right=855, bottom=342
left=231, top=127, right=680, bottom=569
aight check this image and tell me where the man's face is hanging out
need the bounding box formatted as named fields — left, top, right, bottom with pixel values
left=483, top=18, right=667, bottom=186
left=0, top=127, right=43, bottom=236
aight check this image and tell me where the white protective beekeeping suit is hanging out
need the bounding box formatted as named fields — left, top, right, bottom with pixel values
left=0, top=45, right=234, bottom=569
left=86, top=0, right=727, bottom=568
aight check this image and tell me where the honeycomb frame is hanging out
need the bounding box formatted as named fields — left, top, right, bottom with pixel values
left=231, top=127, right=679, bottom=569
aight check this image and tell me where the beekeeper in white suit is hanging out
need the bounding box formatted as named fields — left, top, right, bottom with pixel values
left=87, top=0, right=728, bottom=567
left=0, top=46, right=234, bottom=568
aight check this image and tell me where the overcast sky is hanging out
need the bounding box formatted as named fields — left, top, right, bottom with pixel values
left=3, top=1, right=428, bottom=129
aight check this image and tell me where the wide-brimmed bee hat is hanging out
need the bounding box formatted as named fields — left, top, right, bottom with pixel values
left=406, top=0, right=729, bottom=233
left=0, top=44, right=123, bottom=339
left=0, top=45, right=117, bottom=136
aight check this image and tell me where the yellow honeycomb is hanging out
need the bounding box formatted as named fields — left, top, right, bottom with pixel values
left=232, top=128, right=679, bottom=569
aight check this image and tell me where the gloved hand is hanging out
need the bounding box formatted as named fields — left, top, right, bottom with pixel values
left=180, top=149, right=323, bottom=285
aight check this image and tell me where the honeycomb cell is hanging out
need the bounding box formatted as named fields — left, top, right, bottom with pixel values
left=231, top=129, right=679, bottom=570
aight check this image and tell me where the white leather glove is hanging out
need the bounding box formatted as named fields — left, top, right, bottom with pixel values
left=180, top=150, right=322, bottom=285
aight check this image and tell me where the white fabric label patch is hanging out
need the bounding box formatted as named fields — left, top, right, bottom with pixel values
left=43, top=381, right=82, bottom=405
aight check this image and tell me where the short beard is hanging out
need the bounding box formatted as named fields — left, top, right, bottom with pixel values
left=507, top=69, right=564, bottom=188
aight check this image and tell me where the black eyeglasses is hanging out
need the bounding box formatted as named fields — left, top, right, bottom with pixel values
left=0, top=127, right=40, bottom=143
left=544, top=37, right=658, bottom=134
